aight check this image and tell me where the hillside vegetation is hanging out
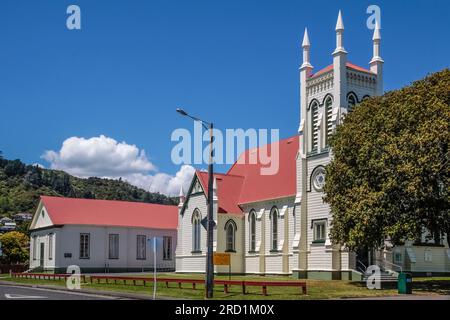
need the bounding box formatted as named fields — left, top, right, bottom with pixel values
left=0, top=153, right=177, bottom=217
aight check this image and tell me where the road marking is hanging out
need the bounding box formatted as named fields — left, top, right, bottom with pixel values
left=5, top=293, right=47, bottom=299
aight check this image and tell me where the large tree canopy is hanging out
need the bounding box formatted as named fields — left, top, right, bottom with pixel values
left=324, top=69, right=450, bottom=251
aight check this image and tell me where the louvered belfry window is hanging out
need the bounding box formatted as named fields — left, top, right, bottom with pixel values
left=311, top=102, right=319, bottom=151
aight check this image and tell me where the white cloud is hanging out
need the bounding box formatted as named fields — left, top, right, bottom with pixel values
left=42, top=135, right=195, bottom=196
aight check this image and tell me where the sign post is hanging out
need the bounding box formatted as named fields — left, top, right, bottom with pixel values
left=213, top=253, right=231, bottom=280
left=148, top=237, right=162, bottom=300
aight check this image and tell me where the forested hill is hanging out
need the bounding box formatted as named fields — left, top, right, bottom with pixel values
left=0, top=152, right=177, bottom=217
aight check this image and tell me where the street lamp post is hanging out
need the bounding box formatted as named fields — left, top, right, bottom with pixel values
left=176, top=108, right=215, bottom=299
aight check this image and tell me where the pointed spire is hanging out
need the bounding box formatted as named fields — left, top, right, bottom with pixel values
left=335, top=10, right=344, bottom=31
left=179, top=186, right=185, bottom=198
left=372, top=20, right=381, bottom=41
left=333, top=10, right=347, bottom=55
left=178, top=186, right=185, bottom=206
left=302, top=28, right=310, bottom=48
left=301, top=27, right=313, bottom=70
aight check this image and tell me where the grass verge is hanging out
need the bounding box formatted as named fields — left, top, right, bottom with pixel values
left=2, top=274, right=449, bottom=300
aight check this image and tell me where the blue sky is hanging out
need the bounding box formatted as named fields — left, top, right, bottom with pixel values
left=0, top=0, right=449, bottom=193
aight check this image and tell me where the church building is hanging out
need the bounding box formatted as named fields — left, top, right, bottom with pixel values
left=175, top=11, right=450, bottom=279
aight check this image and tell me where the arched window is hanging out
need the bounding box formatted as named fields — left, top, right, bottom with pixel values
left=310, top=101, right=319, bottom=151
left=324, top=96, right=333, bottom=147
left=347, top=93, right=357, bottom=112
left=248, top=210, right=256, bottom=252
left=192, top=209, right=201, bottom=252
left=270, top=207, right=279, bottom=251
left=225, top=220, right=237, bottom=252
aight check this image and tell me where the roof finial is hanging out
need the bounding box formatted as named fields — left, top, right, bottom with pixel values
left=333, top=10, right=347, bottom=54
left=335, top=10, right=344, bottom=31
left=302, top=28, right=310, bottom=48
left=179, top=186, right=185, bottom=198
left=178, top=186, right=185, bottom=206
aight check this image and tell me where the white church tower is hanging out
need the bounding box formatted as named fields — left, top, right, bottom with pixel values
left=295, top=11, right=383, bottom=279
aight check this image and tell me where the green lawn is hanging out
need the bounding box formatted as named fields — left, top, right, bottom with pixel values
left=1, top=274, right=449, bottom=300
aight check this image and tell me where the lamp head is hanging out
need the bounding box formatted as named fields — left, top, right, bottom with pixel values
left=176, top=108, right=188, bottom=116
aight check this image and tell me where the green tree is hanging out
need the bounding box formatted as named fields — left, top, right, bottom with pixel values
left=324, top=69, right=450, bottom=251
left=0, top=231, right=29, bottom=264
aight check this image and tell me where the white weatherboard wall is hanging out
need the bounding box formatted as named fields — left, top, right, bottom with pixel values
left=306, top=154, right=332, bottom=271
left=30, top=225, right=176, bottom=272
left=176, top=193, right=209, bottom=273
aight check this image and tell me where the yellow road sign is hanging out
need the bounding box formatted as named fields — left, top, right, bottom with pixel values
left=213, top=253, right=231, bottom=266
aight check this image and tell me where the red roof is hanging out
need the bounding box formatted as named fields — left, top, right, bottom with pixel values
left=197, top=172, right=244, bottom=214
left=311, top=62, right=373, bottom=78
left=229, top=136, right=298, bottom=204
left=39, top=196, right=178, bottom=230
left=192, top=136, right=299, bottom=214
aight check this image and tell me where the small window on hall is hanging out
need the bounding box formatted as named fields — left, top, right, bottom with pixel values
left=32, top=236, right=37, bottom=260
left=313, top=220, right=326, bottom=243
left=79, top=233, right=90, bottom=259
left=137, top=235, right=146, bottom=260
left=41, top=210, right=45, bottom=218
left=48, top=233, right=53, bottom=260
left=108, top=234, right=119, bottom=259
left=163, top=236, right=172, bottom=260
left=225, top=220, right=237, bottom=252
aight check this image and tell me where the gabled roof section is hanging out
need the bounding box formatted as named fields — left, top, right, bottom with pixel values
left=310, top=62, right=374, bottom=78
left=35, top=196, right=178, bottom=230
left=196, top=171, right=244, bottom=214
left=228, top=135, right=299, bottom=204
left=182, top=135, right=300, bottom=215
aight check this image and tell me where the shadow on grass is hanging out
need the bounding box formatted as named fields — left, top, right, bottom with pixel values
left=412, top=280, right=450, bottom=295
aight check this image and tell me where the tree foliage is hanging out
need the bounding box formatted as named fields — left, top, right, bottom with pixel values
left=0, top=231, right=29, bottom=264
left=0, top=157, right=177, bottom=217
left=324, top=69, right=450, bottom=251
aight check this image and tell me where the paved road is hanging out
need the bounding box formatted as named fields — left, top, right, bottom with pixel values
left=0, top=284, right=125, bottom=300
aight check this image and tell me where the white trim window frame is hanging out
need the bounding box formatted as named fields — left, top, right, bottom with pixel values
left=79, top=233, right=90, bottom=259
left=136, top=235, right=146, bottom=260
left=163, top=236, right=172, bottom=260
left=312, top=219, right=327, bottom=244
left=108, top=234, right=120, bottom=260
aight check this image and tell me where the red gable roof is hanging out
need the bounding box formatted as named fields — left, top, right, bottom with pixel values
left=196, top=172, right=244, bottom=214
left=229, top=135, right=298, bottom=204
left=311, top=62, right=373, bottom=78
left=39, top=196, right=178, bottom=230
left=192, top=136, right=299, bottom=214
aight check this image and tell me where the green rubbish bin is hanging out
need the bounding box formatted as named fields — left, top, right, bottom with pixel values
left=398, top=272, right=413, bottom=294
